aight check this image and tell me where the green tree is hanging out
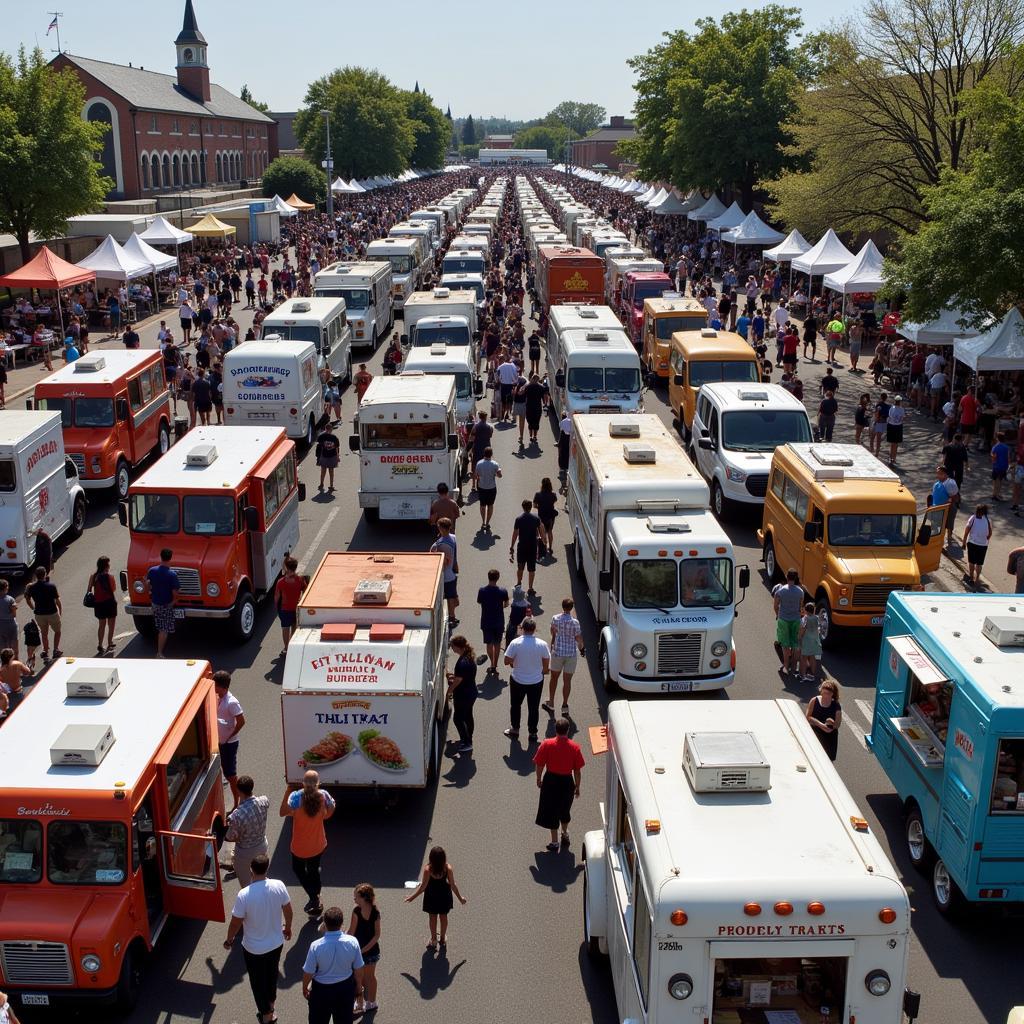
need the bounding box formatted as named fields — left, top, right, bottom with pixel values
left=545, top=100, right=606, bottom=138
left=295, top=67, right=414, bottom=180
left=261, top=155, right=327, bottom=204
left=514, top=123, right=570, bottom=158
left=403, top=89, right=449, bottom=169
left=0, top=47, right=112, bottom=264
left=461, top=114, right=477, bottom=145
left=458, top=143, right=480, bottom=160
left=240, top=84, right=270, bottom=114
left=767, top=0, right=1024, bottom=235
left=623, top=6, right=806, bottom=206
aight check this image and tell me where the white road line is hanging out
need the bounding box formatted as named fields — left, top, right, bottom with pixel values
left=842, top=713, right=868, bottom=747
left=298, top=507, right=341, bottom=570
left=855, top=698, right=875, bottom=729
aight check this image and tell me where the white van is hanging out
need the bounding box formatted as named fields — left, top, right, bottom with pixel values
left=441, top=250, right=486, bottom=277
left=366, top=237, right=427, bottom=308
left=223, top=340, right=323, bottom=445
left=402, top=343, right=483, bottom=422
left=259, top=297, right=352, bottom=385
left=313, top=261, right=393, bottom=351
left=450, top=234, right=490, bottom=263
left=691, top=382, right=813, bottom=517
left=390, top=221, right=438, bottom=256
left=548, top=329, right=643, bottom=417
left=439, top=273, right=486, bottom=316
left=0, top=410, right=86, bottom=573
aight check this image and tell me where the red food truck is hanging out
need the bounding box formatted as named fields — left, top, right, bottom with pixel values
left=620, top=270, right=675, bottom=345
left=535, top=245, right=604, bottom=312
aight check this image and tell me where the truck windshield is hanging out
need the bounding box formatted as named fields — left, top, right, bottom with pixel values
left=184, top=494, right=236, bottom=535
left=722, top=410, right=812, bottom=451
left=0, top=820, right=42, bottom=882
left=622, top=558, right=734, bottom=608
left=443, top=259, right=484, bottom=274
left=569, top=366, right=641, bottom=394
left=632, top=282, right=669, bottom=306
left=130, top=492, right=180, bottom=533
left=443, top=280, right=484, bottom=300
left=386, top=256, right=413, bottom=275
left=363, top=422, right=446, bottom=449
left=335, top=289, right=369, bottom=310
left=828, top=513, right=915, bottom=546
left=414, top=326, right=469, bottom=347
left=39, top=396, right=115, bottom=428
left=0, top=460, right=15, bottom=492
left=264, top=325, right=321, bottom=348
left=36, top=396, right=73, bottom=427
left=48, top=821, right=127, bottom=885
left=656, top=315, right=706, bottom=340
left=689, top=360, right=760, bottom=388
left=453, top=372, right=472, bottom=400
left=680, top=558, right=733, bottom=607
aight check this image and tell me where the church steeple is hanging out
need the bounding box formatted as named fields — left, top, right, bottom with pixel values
left=175, top=0, right=211, bottom=102
left=414, top=81, right=420, bottom=94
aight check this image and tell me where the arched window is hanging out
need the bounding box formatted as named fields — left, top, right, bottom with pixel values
left=151, top=153, right=161, bottom=189
left=215, top=154, right=222, bottom=182
left=162, top=154, right=171, bottom=188
left=172, top=154, right=181, bottom=186
left=86, top=100, right=118, bottom=197
left=141, top=154, right=150, bottom=190
left=182, top=155, right=191, bottom=186
left=192, top=153, right=200, bottom=183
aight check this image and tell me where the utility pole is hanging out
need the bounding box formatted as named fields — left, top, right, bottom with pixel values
left=322, top=110, right=334, bottom=224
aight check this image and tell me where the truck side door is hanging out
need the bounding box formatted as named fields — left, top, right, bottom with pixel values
left=916, top=502, right=947, bottom=575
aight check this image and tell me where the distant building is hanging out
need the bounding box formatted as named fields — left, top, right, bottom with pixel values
left=478, top=148, right=548, bottom=165
left=570, top=116, right=635, bottom=171
left=52, top=0, right=276, bottom=200
left=271, top=112, right=302, bottom=156
left=483, top=134, right=515, bottom=150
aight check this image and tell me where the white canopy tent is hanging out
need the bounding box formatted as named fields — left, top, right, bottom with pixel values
left=331, top=177, right=357, bottom=193
left=791, top=229, right=854, bottom=277
left=644, top=187, right=670, bottom=209
left=953, top=308, right=1024, bottom=371
left=77, top=234, right=152, bottom=282
left=900, top=308, right=980, bottom=346
left=269, top=195, right=299, bottom=218
left=687, top=194, right=726, bottom=223
left=722, top=210, right=785, bottom=247
left=763, top=228, right=810, bottom=263
left=650, top=190, right=696, bottom=216
left=675, top=191, right=706, bottom=214
left=707, top=202, right=746, bottom=233
left=347, top=179, right=366, bottom=193
left=823, top=240, right=885, bottom=294
left=635, top=185, right=659, bottom=204
left=123, top=233, right=176, bottom=273
left=139, top=215, right=193, bottom=247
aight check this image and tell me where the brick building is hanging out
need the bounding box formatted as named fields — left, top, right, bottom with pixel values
left=483, top=134, right=515, bottom=150
left=52, top=0, right=276, bottom=201
left=570, top=116, right=635, bottom=171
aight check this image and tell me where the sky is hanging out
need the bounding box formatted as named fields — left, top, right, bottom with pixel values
left=6, top=0, right=837, bottom=121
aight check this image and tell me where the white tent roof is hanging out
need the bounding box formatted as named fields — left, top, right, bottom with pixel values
left=791, top=229, right=855, bottom=276
left=707, top=201, right=746, bottom=232
left=76, top=234, right=152, bottom=282
left=953, top=308, right=1024, bottom=371
left=123, top=233, right=177, bottom=273
left=626, top=180, right=646, bottom=193
left=650, top=190, right=694, bottom=216
left=899, top=308, right=981, bottom=346
left=688, top=194, right=726, bottom=222
left=635, top=185, right=658, bottom=204
left=721, top=209, right=784, bottom=246
left=645, top=187, right=670, bottom=209
left=269, top=195, right=299, bottom=218
left=823, top=240, right=886, bottom=294
left=331, top=177, right=356, bottom=193
left=347, top=179, right=366, bottom=193
left=763, top=228, right=811, bottom=263
left=139, top=215, right=193, bottom=246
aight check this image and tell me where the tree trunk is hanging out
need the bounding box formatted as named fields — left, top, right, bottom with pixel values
left=17, top=229, right=31, bottom=266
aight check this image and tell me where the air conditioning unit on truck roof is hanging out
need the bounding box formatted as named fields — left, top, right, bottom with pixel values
left=683, top=731, right=771, bottom=793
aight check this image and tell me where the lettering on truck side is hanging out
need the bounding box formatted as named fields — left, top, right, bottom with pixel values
left=379, top=455, right=434, bottom=464
left=26, top=439, right=59, bottom=474
left=652, top=616, right=709, bottom=625
left=716, top=924, right=847, bottom=936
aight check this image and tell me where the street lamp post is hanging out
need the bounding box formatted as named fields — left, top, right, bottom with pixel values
left=322, top=110, right=334, bottom=223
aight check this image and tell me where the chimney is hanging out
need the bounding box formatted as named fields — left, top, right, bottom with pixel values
left=610, top=115, right=625, bottom=129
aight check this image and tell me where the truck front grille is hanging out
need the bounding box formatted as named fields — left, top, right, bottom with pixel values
left=589, top=405, right=622, bottom=414
left=68, top=453, right=86, bottom=476
left=853, top=584, right=904, bottom=607
left=656, top=632, right=704, bottom=675
left=171, top=566, right=201, bottom=597
left=0, top=941, right=73, bottom=985
left=744, top=474, right=769, bottom=498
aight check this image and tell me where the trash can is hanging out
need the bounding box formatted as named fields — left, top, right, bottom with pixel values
left=174, top=415, right=189, bottom=440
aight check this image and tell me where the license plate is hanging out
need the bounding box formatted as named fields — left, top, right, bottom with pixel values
left=21, top=995, right=49, bottom=1006
left=247, top=411, right=277, bottom=421
left=380, top=495, right=430, bottom=519
left=174, top=608, right=186, bottom=619
left=661, top=681, right=693, bottom=692
left=870, top=616, right=884, bottom=626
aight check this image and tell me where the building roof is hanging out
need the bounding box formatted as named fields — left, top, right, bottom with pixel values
left=576, top=125, right=636, bottom=143
left=175, top=0, right=207, bottom=45
left=485, top=134, right=514, bottom=141
left=57, top=53, right=273, bottom=123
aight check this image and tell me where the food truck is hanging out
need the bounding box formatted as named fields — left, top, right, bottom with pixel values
left=365, top=237, right=428, bottom=307
left=568, top=415, right=746, bottom=692
left=536, top=245, right=604, bottom=311
left=281, top=552, right=447, bottom=788
left=120, top=425, right=302, bottom=641
left=584, top=699, right=914, bottom=1024
left=402, top=288, right=479, bottom=349
left=312, top=261, right=393, bottom=350
left=0, top=410, right=86, bottom=573
left=620, top=271, right=675, bottom=345
left=34, top=351, right=173, bottom=499
left=0, top=658, right=225, bottom=1010
left=869, top=592, right=1024, bottom=918
left=640, top=295, right=709, bottom=379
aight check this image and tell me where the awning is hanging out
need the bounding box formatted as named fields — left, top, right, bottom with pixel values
left=183, top=213, right=237, bottom=237
left=283, top=194, right=315, bottom=211
left=953, top=307, right=1024, bottom=371
left=0, top=246, right=95, bottom=290
left=888, top=636, right=947, bottom=686
left=139, top=215, right=193, bottom=246
left=76, top=234, right=152, bottom=281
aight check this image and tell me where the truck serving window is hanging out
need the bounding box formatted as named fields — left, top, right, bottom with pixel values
left=0, top=460, right=15, bottom=492
left=48, top=821, right=127, bottom=885
left=689, top=360, right=760, bottom=388
left=363, top=422, right=446, bottom=450
left=130, top=493, right=180, bottom=533
left=632, top=876, right=653, bottom=1010
left=991, top=738, right=1024, bottom=813
left=656, top=315, right=705, bottom=340
left=681, top=558, right=733, bottom=607
left=0, top=820, right=42, bottom=882
left=722, top=410, right=812, bottom=451
left=828, top=513, right=915, bottom=546
left=184, top=494, right=236, bottom=535
left=166, top=709, right=208, bottom=821
left=622, top=559, right=677, bottom=609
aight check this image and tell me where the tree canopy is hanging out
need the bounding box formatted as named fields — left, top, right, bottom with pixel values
left=239, top=84, right=270, bottom=114
left=461, top=114, right=478, bottom=145
left=261, top=156, right=327, bottom=204
left=0, top=47, right=112, bottom=263
left=545, top=101, right=606, bottom=138
left=403, top=89, right=449, bottom=169
left=514, top=123, right=570, bottom=158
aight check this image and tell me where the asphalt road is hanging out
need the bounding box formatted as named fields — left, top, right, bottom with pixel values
left=13, top=254, right=1018, bottom=1024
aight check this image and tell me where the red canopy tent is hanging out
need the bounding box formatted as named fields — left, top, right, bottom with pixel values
left=0, top=246, right=96, bottom=337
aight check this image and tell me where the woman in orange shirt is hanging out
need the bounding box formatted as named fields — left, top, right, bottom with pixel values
left=279, top=771, right=335, bottom=917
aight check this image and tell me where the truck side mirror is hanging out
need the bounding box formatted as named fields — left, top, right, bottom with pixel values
left=917, top=522, right=932, bottom=545
left=297, top=482, right=307, bottom=502
left=474, top=377, right=485, bottom=398
left=698, top=438, right=713, bottom=450
left=24, top=398, right=33, bottom=410
left=244, top=505, right=259, bottom=531
left=738, top=565, right=750, bottom=590
left=598, top=569, right=612, bottom=592
left=322, top=344, right=331, bottom=356
left=348, top=434, right=360, bottom=453
left=116, top=397, right=130, bottom=422
left=400, top=333, right=409, bottom=346
left=117, top=502, right=128, bottom=527
left=448, top=432, right=459, bottom=451
left=673, top=374, right=684, bottom=386
left=803, top=521, right=821, bottom=543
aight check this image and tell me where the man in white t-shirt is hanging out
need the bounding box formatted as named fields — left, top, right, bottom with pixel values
left=503, top=618, right=550, bottom=743
left=928, top=369, right=948, bottom=420
left=496, top=358, right=520, bottom=421
left=924, top=350, right=945, bottom=379
left=224, top=854, right=292, bottom=1024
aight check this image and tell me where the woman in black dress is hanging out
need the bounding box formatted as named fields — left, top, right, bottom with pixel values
left=524, top=373, right=547, bottom=444
left=349, top=883, right=381, bottom=1012
left=404, top=846, right=466, bottom=950
left=805, top=680, right=842, bottom=761
left=533, top=477, right=559, bottom=558
left=446, top=636, right=478, bottom=753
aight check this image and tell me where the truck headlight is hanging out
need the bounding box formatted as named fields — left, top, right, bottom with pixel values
left=865, top=970, right=891, bottom=997
left=133, top=580, right=144, bottom=594
left=725, top=466, right=747, bottom=483
left=711, top=641, right=728, bottom=657
left=91, top=457, right=102, bottom=473
left=668, top=973, right=693, bottom=1000
left=206, top=582, right=221, bottom=597
left=80, top=953, right=102, bottom=973
left=630, top=642, right=647, bottom=659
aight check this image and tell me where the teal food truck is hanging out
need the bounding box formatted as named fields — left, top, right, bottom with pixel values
left=869, top=592, right=1024, bottom=917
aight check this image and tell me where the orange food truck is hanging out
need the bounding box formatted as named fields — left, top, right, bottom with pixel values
left=34, top=352, right=173, bottom=499
left=0, top=658, right=226, bottom=1011
left=535, top=245, right=604, bottom=311
left=119, top=425, right=303, bottom=642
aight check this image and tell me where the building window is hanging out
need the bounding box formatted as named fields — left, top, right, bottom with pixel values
left=172, top=154, right=181, bottom=186
left=86, top=101, right=117, bottom=196
left=150, top=113, right=158, bottom=132
left=182, top=155, right=191, bottom=186
left=233, top=123, right=240, bottom=137
left=170, top=118, right=180, bottom=134
left=189, top=121, right=198, bottom=136
left=215, top=153, right=222, bottom=182
left=192, top=153, right=200, bottom=183
left=219, top=122, right=225, bottom=136
left=183, top=47, right=194, bottom=64
left=141, top=154, right=150, bottom=190
left=162, top=154, right=171, bottom=188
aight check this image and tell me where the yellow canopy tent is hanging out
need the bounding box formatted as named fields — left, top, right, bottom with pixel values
left=183, top=213, right=237, bottom=237
left=284, top=193, right=316, bottom=211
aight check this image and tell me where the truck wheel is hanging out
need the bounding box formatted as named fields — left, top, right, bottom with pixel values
left=305, top=415, right=315, bottom=448
left=232, top=590, right=257, bottom=642
left=157, top=421, right=171, bottom=456
left=583, top=868, right=608, bottom=962
left=115, top=458, right=131, bottom=500
left=763, top=538, right=779, bottom=582
left=711, top=478, right=727, bottom=519
left=364, top=507, right=380, bottom=525
left=427, top=718, right=442, bottom=783
left=905, top=806, right=932, bottom=873
left=115, top=946, right=142, bottom=1011
left=69, top=495, right=86, bottom=539
left=133, top=615, right=157, bottom=640
left=932, top=858, right=966, bottom=919
left=816, top=595, right=838, bottom=650
left=600, top=641, right=618, bottom=694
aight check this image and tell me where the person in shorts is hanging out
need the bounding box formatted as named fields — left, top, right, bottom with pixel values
left=86, top=555, right=120, bottom=655
left=274, top=556, right=306, bottom=654
left=544, top=598, right=584, bottom=716
left=510, top=499, right=542, bottom=593
left=772, top=569, right=804, bottom=676
left=0, top=580, right=18, bottom=660
left=430, top=518, right=459, bottom=625
left=25, top=567, right=61, bottom=663
left=146, top=548, right=180, bottom=657
left=477, top=569, right=508, bottom=673
left=474, top=448, right=502, bottom=530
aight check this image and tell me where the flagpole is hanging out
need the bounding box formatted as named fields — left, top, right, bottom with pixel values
left=48, top=11, right=63, bottom=53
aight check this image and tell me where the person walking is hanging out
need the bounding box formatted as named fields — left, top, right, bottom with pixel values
left=354, top=363, right=373, bottom=404
left=146, top=548, right=180, bottom=657
left=524, top=372, right=546, bottom=444
left=495, top=355, right=520, bottom=421
left=223, top=775, right=270, bottom=887
left=929, top=465, right=960, bottom=548
left=825, top=313, right=845, bottom=364
left=991, top=431, right=1011, bottom=501
left=430, top=517, right=459, bottom=625
left=429, top=483, right=461, bottom=529
left=301, top=905, right=366, bottom=1024
left=476, top=569, right=508, bottom=674
left=224, top=853, right=292, bottom=1024
left=805, top=680, right=842, bottom=761
left=557, top=412, right=572, bottom=490
left=816, top=388, right=838, bottom=442
left=534, top=717, right=585, bottom=851
left=512, top=370, right=529, bottom=444
left=853, top=393, right=870, bottom=446
left=870, top=392, right=890, bottom=457
left=215, top=670, right=245, bottom=811
left=348, top=884, right=381, bottom=1014
left=543, top=598, right=584, bottom=717
left=533, top=478, right=558, bottom=558
left=509, top=499, right=542, bottom=593
left=446, top=635, right=478, bottom=753
left=25, top=566, right=61, bottom=663
left=962, top=503, right=993, bottom=588
left=315, top=421, right=340, bottom=492
left=323, top=377, right=342, bottom=423
left=886, top=395, right=906, bottom=464
left=847, top=317, right=863, bottom=371
left=274, top=555, right=306, bottom=654
left=773, top=569, right=804, bottom=677
left=802, top=313, right=818, bottom=361
left=280, top=771, right=336, bottom=918
left=798, top=601, right=822, bottom=682
left=503, top=617, right=549, bottom=743
left=473, top=447, right=501, bottom=530
left=192, top=368, right=213, bottom=426
left=404, top=846, right=466, bottom=951
left=0, top=581, right=17, bottom=661
left=469, top=411, right=494, bottom=486
left=86, top=555, right=121, bottom=655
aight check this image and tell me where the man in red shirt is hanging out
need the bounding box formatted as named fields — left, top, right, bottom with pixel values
left=958, top=388, right=979, bottom=438
left=274, top=556, right=306, bottom=654
left=781, top=326, right=800, bottom=371
left=533, top=717, right=585, bottom=851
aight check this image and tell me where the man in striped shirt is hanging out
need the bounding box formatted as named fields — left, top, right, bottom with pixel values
left=224, top=776, right=269, bottom=887
left=543, top=598, right=584, bottom=718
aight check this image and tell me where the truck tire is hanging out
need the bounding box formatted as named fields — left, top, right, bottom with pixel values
left=427, top=718, right=442, bottom=783
left=69, top=495, right=86, bottom=539
left=370, top=328, right=377, bottom=352
left=157, top=421, right=171, bottom=456
left=574, top=536, right=587, bottom=585
left=711, top=478, right=727, bottom=519
left=932, top=858, right=966, bottom=919
left=763, top=537, right=779, bottom=583
left=600, top=640, right=618, bottom=694
left=584, top=868, right=608, bottom=963
left=905, top=805, right=932, bottom=873
left=816, top=595, right=838, bottom=650
left=115, top=946, right=142, bottom=1012
left=232, top=589, right=257, bottom=642
left=133, top=615, right=157, bottom=640
left=115, top=458, right=131, bottom=500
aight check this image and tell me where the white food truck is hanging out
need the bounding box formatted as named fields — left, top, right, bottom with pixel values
left=584, top=699, right=915, bottom=1024
left=0, top=410, right=86, bottom=574
left=281, top=551, right=447, bottom=788
left=222, top=340, right=323, bottom=445
left=365, top=237, right=427, bottom=308
left=402, top=289, right=478, bottom=349
left=547, top=326, right=644, bottom=418
left=568, top=415, right=747, bottom=692
left=259, top=297, right=352, bottom=386
left=312, top=261, right=393, bottom=350
left=348, top=374, right=463, bottom=522
left=401, top=344, right=483, bottom=422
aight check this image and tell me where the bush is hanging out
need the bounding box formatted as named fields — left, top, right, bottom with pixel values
left=261, top=157, right=327, bottom=204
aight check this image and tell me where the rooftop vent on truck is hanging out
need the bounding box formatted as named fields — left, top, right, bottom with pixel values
left=186, top=444, right=218, bottom=467
left=74, top=355, right=106, bottom=372
left=682, top=731, right=771, bottom=793
left=433, top=288, right=450, bottom=298
left=66, top=666, right=120, bottom=699
left=982, top=615, right=1024, bottom=648
left=291, top=301, right=311, bottom=313
left=622, top=442, right=656, bottom=464
left=50, top=723, right=115, bottom=767
left=353, top=577, right=393, bottom=605
left=608, top=419, right=641, bottom=439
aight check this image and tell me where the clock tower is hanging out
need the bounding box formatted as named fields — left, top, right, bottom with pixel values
left=175, top=0, right=211, bottom=102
